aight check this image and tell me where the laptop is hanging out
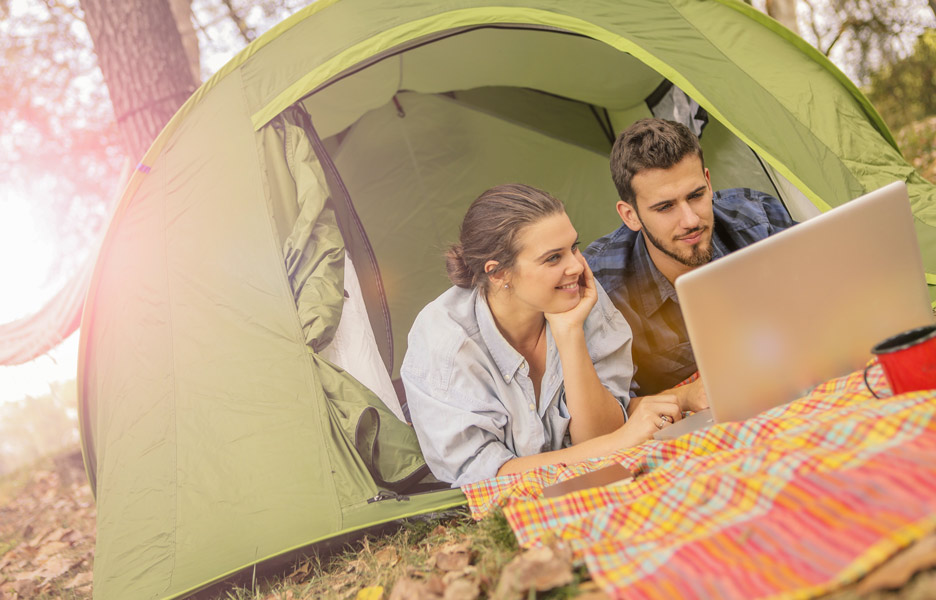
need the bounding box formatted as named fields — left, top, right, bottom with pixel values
left=654, top=181, right=934, bottom=440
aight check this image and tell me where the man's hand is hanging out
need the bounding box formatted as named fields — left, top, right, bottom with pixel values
left=679, top=378, right=709, bottom=413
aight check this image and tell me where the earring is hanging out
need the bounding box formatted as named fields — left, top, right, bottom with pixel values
left=504, top=283, right=509, bottom=289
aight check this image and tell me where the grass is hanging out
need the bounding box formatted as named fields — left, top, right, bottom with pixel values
left=207, top=509, right=598, bottom=600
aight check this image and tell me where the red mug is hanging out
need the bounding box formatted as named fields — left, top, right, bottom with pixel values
left=864, top=325, right=936, bottom=398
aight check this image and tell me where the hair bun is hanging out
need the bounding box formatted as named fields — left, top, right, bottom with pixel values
left=445, top=244, right=474, bottom=288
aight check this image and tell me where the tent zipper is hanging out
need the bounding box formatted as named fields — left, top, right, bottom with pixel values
left=368, top=491, right=410, bottom=503
left=294, top=107, right=395, bottom=372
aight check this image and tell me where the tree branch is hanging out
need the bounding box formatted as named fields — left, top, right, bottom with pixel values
left=219, top=0, right=254, bottom=43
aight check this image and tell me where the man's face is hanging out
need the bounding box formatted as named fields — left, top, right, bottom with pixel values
left=617, top=154, right=715, bottom=276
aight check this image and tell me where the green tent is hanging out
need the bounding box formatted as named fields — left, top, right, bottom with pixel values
left=78, top=1, right=936, bottom=597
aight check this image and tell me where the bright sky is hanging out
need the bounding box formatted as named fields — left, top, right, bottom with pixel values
left=0, top=0, right=272, bottom=406
left=0, top=190, right=79, bottom=403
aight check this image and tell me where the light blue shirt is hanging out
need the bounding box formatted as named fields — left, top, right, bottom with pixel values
left=401, top=282, right=635, bottom=487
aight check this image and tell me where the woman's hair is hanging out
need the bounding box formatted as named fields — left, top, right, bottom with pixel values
left=446, top=183, right=565, bottom=291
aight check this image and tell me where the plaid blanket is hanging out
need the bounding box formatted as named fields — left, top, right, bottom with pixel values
left=462, top=366, right=936, bottom=599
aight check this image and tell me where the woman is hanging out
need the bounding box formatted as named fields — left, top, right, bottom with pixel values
left=401, top=184, right=683, bottom=487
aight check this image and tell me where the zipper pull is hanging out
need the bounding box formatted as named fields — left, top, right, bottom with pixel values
left=367, top=490, right=410, bottom=503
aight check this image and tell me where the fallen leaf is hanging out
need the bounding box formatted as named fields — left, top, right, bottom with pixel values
left=10, top=579, right=36, bottom=599
left=432, top=542, right=471, bottom=572
left=376, top=546, right=400, bottom=568
left=345, top=558, right=366, bottom=574
left=492, top=544, right=574, bottom=600
left=21, top=555, right=83, bottom=585
left=356, top=585, right=385, bottom=600
left=37, top=540, right=72, bottom=560
left=64, top=571, right=93, bottom=590
left=331, top=574, right=355, bottom=592
left=441, top=566, right=478, bottom=585
left=389, top=577, right=442, bottom=600
left=287, top=560, right=312, bottom=582
left=431, top=525, right=447, bottom=538
left=46, top=528, right=75, bottom=543
left=425, top=576, right=446, bottom=596
left=857, top=534, right=936, bottom=593
left=442, top=577, right=480, bottom=600
left=405, top=566, right=431, bottom=579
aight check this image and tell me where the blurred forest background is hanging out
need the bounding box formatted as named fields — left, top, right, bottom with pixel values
left=0, top=0, right=935, bottom=477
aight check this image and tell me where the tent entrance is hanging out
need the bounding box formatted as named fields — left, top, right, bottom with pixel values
left=283, top=25, right=805, bottom=380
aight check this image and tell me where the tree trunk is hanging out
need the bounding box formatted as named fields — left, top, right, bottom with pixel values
left=79, top=0, right=198, bottom=161
left=168, top=0, right=200, bottom=83
left=766, top=0, right=800, bottom=35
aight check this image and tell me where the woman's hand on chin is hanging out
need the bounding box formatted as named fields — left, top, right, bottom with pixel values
left=544, top=254, right=598, bottom=336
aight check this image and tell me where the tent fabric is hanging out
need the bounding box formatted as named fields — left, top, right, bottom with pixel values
left=77, top=2, right=936, bottom=598
left=321, top=254, right=406, bottom=422
left=281, top=117, right=346, bottom=352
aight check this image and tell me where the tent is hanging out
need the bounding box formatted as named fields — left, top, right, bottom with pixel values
left=78, top=1, right=936, bottom=598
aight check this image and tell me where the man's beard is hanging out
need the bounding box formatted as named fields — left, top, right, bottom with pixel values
left=639, top=215, right=714, bottom=268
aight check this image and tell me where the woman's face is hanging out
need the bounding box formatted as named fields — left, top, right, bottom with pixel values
left=503, top=212, right=585, bottom=314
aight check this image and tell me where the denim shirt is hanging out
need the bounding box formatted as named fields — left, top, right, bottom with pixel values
left=401, top=281, right=634, bottom=487
left=585, top=188, right=795, bottom=394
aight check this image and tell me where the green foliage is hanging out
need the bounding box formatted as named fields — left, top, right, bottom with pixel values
left=798, top=0, right=935, bottom=84
left=0, top=380, right=79, bottom=476
left=866, top=29, right=936, bottom=132
left=484, top=510, right=520, bottom=554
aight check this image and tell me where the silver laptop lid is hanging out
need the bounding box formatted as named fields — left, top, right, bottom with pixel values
left=675, top=181, right=933, bottom=423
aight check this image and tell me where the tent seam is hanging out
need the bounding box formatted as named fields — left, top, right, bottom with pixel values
left=437, top=91, right=611, bottom=157
left=709, top=0, right=898, bottom=150
left=279, top=109, right=352, bottom=530
left=243, top=8, right=836, bottom=210
left=160, top=147, right=182, bottom=596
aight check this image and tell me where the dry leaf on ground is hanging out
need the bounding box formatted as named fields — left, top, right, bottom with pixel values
left=376, top=546, right=400, bottom=568
left=857, top=534, right=936, bottom=593
left=441, top=577, right=480, bottom=600
left=431, top=542, right=472, bottom=572
left=10, top=579, right=37, bottom=599
left=492, top=544, right=574, bottom=600
left=64, top=571, right=93, bottom=590
left=286, top=559, right=312, bottom=582
left=21, top=554, right=80, bottom=584
left=431, top=525, right=447, bottom=538
left=36, top=540, right=72, bottom=560
left=389, top=577, right=442, bottom=600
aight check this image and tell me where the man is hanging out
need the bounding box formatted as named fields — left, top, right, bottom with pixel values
left=585, top=118, right=795, bottom=398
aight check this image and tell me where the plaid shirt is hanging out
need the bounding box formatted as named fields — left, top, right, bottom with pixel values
left=585, top=188, right=795, bottom=395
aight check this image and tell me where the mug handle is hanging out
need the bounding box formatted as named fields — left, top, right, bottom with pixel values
left=863, top=360, right=881, bottom=399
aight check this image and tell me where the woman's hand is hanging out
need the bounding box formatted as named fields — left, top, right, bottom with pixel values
left=544, top=253, right=598, bottom=336
left=617, top=394, right=682, bottom=446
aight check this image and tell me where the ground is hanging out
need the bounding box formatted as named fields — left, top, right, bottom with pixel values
left=2, top=447, right=936, bottom=599
left=0, top=448, right=94, bottom=599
